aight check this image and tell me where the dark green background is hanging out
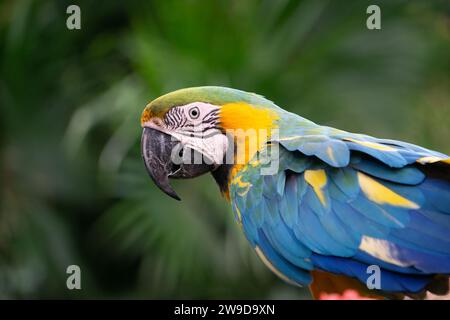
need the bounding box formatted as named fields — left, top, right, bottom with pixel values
left=0, top=0, right=449, bottom=298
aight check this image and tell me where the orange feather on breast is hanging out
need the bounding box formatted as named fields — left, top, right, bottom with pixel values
left=309, top=270, right=387, bottom=300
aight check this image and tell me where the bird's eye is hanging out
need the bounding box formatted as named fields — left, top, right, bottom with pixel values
left=189, top=107, right=200, bottom=119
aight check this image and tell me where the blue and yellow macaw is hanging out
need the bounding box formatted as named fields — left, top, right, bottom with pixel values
left=140, top=86, right=450, bottom=299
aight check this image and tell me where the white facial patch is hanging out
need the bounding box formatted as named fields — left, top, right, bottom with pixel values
left=162, top=102, right=228, bottom=166
left=181, top=131, right=228, bottom=165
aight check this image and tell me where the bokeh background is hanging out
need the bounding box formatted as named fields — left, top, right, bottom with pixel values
left=0, top=0, right=449, bottom=299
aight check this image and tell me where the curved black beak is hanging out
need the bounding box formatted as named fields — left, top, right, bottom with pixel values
left=141, top=128, right=216, bottom=201
left=141, top=127, right=181, bottom=200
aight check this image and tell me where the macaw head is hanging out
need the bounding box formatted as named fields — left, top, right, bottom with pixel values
left=140, top=86, right=279, bottom=200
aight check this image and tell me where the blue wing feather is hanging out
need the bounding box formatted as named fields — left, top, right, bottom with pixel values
left=310, top=254, right=431, bottom=293
left=230, top=120, right=450, bottom=294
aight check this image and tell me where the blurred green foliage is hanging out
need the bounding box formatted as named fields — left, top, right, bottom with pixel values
left=0, top=0, right=449, bottom=298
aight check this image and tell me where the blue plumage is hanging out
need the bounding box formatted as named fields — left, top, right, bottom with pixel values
left=141, top=86, right=450, bottom=298
left=310, top=254, right=431, bottom=293
left=230, top=121, right=450, bottom=296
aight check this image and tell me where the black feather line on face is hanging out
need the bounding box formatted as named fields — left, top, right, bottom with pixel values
left=203, top=109, right=219, bottom=121
left=164, top=107, right=183, bottom=129
left=163, top=105, right=221, bottom=134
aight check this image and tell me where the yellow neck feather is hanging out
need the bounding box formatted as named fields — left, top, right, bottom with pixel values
left=219, top=102, right=278, bottom=197
left=219, top=102, right=278, bottom=132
